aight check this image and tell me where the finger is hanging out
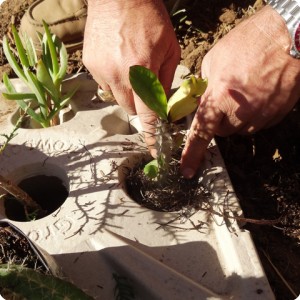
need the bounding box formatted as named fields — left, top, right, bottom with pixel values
left=88, top=72, right=110, bottom=93
left=134, top=93, right=158, bottom=157
left=180, top=95, right=224, bottom=178
left=109, top=83, right=137, bottom=115
left=130, top=64, right=162, bottom=157
left=158, top=46, right=181, bottom=96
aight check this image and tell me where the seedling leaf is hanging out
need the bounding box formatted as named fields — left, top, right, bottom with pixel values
left=143, top=159, right=159, bottom=179
left=129, top=65, right=168, bottom=120
left=167, top=76, right=207, bottom=122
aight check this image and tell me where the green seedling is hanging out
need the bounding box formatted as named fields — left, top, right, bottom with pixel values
left=129, top=65, right=207, bottom=179
left=2, top=21, right=77, bottom=127
left=0, top=22, right=75, bottom=217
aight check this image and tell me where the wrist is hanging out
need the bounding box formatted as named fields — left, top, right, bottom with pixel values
left=266, top=0, right=300, bottom=57
left=254, top=5, right=292, bottom=53
left=86, top=0, right=168, bottom=26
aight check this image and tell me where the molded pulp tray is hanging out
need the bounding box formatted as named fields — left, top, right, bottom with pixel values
left=0, top=67, right=275, bottom=299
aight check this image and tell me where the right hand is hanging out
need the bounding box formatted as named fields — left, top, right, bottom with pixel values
left=180, top=6, right=300, bottom=178
left=83, top=0, right=181, bottom=156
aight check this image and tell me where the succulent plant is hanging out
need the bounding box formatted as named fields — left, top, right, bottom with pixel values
left=129, top=65, right=207, bottom=179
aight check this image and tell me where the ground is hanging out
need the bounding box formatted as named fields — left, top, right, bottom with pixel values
left=0, top=0, right=299, bottom=299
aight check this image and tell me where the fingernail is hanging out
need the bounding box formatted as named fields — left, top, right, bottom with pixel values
left=182, top=168, right=195, bottom=179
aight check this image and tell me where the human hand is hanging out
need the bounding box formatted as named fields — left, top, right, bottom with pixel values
left=83, top=0, right=181, bottom=156
left=180, top=5, right=300, bottom=178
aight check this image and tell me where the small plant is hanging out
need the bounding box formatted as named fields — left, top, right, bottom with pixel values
left=0, top=21, right=75, bottom=218
left=2, top=21, right=76, bottom=127
left=129, top=65, right=207, bottom=179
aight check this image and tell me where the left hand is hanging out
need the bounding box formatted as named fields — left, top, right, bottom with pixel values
left=83, top=0, right=181, bottom=156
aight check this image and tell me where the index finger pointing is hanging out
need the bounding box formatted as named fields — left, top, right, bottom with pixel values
left=180, top=96, right=224, bottom=178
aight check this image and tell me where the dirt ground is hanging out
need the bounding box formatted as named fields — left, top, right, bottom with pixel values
left=0, top=0, right=299, bottom=299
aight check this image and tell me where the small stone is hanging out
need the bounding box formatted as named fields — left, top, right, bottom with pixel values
left=219, top=9, right=236, bottom=24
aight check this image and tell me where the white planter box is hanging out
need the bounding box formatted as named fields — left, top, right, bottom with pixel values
left=0, top=68, right=274, bottom=299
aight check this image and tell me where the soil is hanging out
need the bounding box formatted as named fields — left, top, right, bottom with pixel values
left=126, top=148, right=212, bottom=212
left=0, top=221, right=48, bottom=272
left=4, top=175, right=68, bottom=221
left=0, top=0, right=299, bottom=299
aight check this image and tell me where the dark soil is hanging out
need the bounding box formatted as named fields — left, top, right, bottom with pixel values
left=4, top=175, right=68, bottom=221
left=0, top=221, right=48, bottom=273
left=126, top=150, right=211, bottom=212
left=0, top=0, right=300, bottom=299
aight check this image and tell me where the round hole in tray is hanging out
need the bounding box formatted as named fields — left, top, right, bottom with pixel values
left=120, top=153, right=211, bottom=212
left=2, top=163, right=69, bottom=221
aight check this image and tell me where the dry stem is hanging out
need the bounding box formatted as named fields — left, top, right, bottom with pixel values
left=0, top=175, right=42, bottom=216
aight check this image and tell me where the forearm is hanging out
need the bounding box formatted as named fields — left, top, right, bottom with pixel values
left=86, top=0, right=165, bottom=12
left=85, top=0, right=170, bottom=33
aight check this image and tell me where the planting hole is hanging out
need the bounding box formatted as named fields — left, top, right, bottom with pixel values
left=122, top=154, right=212, bottom=212
left=2, top=164, right=69, bottom=221
left=4, top=175, right=68, bottom=221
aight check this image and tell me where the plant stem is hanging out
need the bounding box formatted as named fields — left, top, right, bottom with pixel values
left=50, top=114, right=60, bottom=126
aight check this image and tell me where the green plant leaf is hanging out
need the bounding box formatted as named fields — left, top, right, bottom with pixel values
left=55, top=37, right=68, bottom=85
left=29, top=112, right=48, bottom=126
left=2, top=92, right=37, bottom=101
left=46, top=87, right=77, bottom=121
left=22, top=33, right=38, bottom=67
left=167, top=76, right=207, bottom=122
left=41, top=34, right=53, bottom=78
left=42, top=20, right=59, bottom=76
left=11, top=24, right=29, bottom=68
left=2, top=72, right=16, bottom=93
left=2, top=73, right=43, bottom=123
left=60, top=87, right=77, bottom=106
left=2, top=36, right=26, bottom=82
left=24, top=68, right=48, bottom=118
left=36, top=59, right=59, bottom=103
left=129, top=65, right=168, bottom=120
left=143, top=159, right=159, bottom=179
